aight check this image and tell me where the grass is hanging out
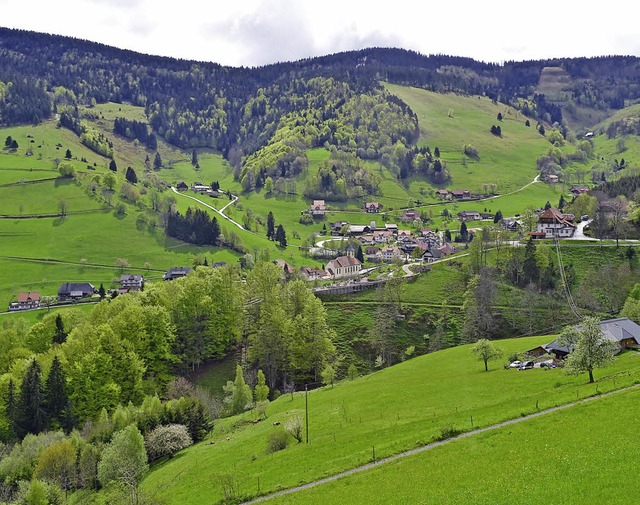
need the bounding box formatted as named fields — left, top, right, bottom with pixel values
left=140, top=337, right=640, bottom=504
left=272, top=385, right=640, bottom=505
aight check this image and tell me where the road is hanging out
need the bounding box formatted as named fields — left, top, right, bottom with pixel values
left=171, top=187, right=245, bottom=231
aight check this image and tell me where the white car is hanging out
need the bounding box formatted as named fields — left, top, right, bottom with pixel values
left=508, top=360, right=522, bottom=369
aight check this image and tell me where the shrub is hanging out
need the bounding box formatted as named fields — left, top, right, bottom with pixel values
left=266, top=429, right=288, bottom=453
left=284, top=416, right=303, bottom=443
left=144, top=424, right=193, bottom=461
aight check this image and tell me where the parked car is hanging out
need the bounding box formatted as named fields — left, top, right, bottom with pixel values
left=508, top=360, right=522, bottom=369
left=518, top=361, right=534, bottom=370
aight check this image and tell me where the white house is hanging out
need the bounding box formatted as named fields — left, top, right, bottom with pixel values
left=536, top=207, right=576, bottom=238
left=325, top=247, right=362, bottom=279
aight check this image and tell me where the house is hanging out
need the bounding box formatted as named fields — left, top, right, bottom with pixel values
left=545, top=174, right=559, bottom=183
left=397, top=229, right=413, bottom=241
left=364, top=246, right=382, bottom=261
left=192, top=183, right=210, bottom=193
left=373, top=230, right=393, bottom=243
left=308, top=200, right=327, bottom=216
left=570, top=186, right=590, bottom=197
left=399, top=209, right=421, bottom=223
left=501, top=218, right=521, bottom=232
left=419, top=246, right=443, bottom=263
left=274, top=259, right=295, bottom=276
left=325, top=247, right=362, bottom=279
left=385, top=223, right=399, bottom=233
left=435, top=189, right=450, bottom=199
left=176, top=181, right=188, bottom=191
left=298, top=266, right=330, bottom=281
left=9, top=292, right=41, bottom=311
left=57, top=282, right=95, bottom=301
left=451, top=189, right=471, bottom=199
left=119, top=274, right=143, bottom=294
left=347, top=224, right=372, bottom=236
left=527, top=318, right=640, bottom=359
left=536, top=207, right=576, bottom=238
left=363, top=202, right=382, bottom=213
left=457, top=210, right=481, bottom=222
left=163, top=267, right=191, bottom=281
left=381, top=245, right=405, bottom=263
left=330, top=221, right=349, bottom=236
left=438, top=243, right=457, bottom=256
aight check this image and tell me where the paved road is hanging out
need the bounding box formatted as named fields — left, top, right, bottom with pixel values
left=242, top=382, right=640, bottom=504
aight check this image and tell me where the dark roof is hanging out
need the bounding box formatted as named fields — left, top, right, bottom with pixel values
left=58, top=282, right=94, bottom=295
left=543, top=318, right=640, bottom=355
left=163, top=267, right=191, bottom=280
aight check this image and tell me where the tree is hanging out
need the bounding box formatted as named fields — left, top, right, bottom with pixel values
left=321, top=364, right=336, bottom=387
left=493, top=210, right=503, bottom=223
left=102, top=172, right=116, bottom=191
left=223, top=365, right=252, bottom=416
left=470, top=338, right=503, bottom=371
left=4, top=135, right=12, bottom=147
left=58, top=199, right=68, bottom=217
left=65, top=148, right=72, bottom=159
left=18, top=359, right=47, bottom=436
left=109, top=159, right=117, bottom=172
left=153, top=152, right=162, bottom=170
left=191, top=149, right=198, bottom=167
left=34, top=439, right=77, bottom=490
left=556, top=317, right=617, bottom=383
left=125, top=166, right=138, bottom=184
left=97, top=425, right=148, bottom=505
left=53, top=314, right=67, bottom=344
left=275, top=224, right=287, bottom=247
left=99, top=283, right=106, bottom=300
left=497, top=112, right=503, bottom=121
left=254, top=369, right=269, bottom=402
left=144, top=424, right=192, bottom=461
left=266, top=211, right=275, bottom=240
left=45, top=355, right=72, bottom=431
left=355, top=245, right=364, bottom=263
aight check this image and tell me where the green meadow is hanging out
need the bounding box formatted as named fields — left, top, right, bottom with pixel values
left=140, top=337, right=640, bottom=504
left=272, top=385, right=640, bottom=505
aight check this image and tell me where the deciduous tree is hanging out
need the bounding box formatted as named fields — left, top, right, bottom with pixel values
left=470, top=338, right=503, bottom=371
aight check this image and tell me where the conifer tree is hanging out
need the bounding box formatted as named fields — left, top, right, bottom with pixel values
left=53, top=314, right=67, bottom=345
left=45, top=355, right=73, bottom=431
left=18, top=359, right=47, bottom=436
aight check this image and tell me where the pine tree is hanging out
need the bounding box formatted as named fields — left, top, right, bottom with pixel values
left=153, top=152, right=162, bottom=170
left=45, top=355, right=72, bottom=431
left=53, top=314, right=67, bottom=345
left=109, top=159, right=117, bottom=172
left=125, top=166, right=138, bottom=184
left=18, top=359, right=48, bottom=436
left=191, top=149, right=198, bottom=167
left=275, top=224, right=287, bottom=247
left=98, top=283, right=106, bottom=300
left=356, top=245, right=364, bottom=263
left=266, top=211, right=275, bottom=240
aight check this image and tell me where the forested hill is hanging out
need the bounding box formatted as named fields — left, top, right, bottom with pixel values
left=1, top=27, right=640, bottom=180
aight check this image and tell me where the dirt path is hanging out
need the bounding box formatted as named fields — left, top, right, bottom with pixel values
left=171, top=187, right=245, bottom=231
left=242, top=382, right=640, bottom=504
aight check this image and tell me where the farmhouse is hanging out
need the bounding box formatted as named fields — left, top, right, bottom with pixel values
left=348, top=224, right=372, bottom=236
left=308, top=200, right=327, bottom=216
left=192, top=183, right=210, bottom=193
left=363, top=201, right=382, bottom=213
left=457, top=210, right=481, bottom=222
left=451, top=189, right=471, bottom=199
left=274, top=259, right=295, bottom=276
left=536, top=207, right=576, bottom=238
left=435, top=189, right=450, bottom=199
left=399, top=209, right=420, bottom=223
left=381, top=245, right=405, bottom=263
left=119, top=274, right=143, bottom=293
left=570, top=186, right=590, bottom=197
left=57, top=283, right=95, bottom=301
left=163, top=267, right=191, bottom=281
left=364, top=246, right=382, bottom=261
left=527, top=318, right=640, bottom=358
left=9, top=292, right=41, bottom=311
left=325, top=249, right=362, bottom=279
left=176, top=181, right=188, bottom=191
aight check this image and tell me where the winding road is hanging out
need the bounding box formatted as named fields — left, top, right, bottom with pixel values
left=171, top=186, right=245, bottom=231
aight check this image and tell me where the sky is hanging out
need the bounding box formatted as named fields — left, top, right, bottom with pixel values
left=1, top=0, right=639, bottom=68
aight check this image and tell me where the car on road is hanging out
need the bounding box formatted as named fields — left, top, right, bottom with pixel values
left=518, top=361, right=534, bottom=370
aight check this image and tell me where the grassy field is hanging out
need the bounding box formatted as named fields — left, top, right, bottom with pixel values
left=140, top=337, right=640, bottom=504
left=272, top=385, right=640, bottom=505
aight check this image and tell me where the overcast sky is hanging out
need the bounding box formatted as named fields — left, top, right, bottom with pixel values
left=2, top=0, right=639, bottom=67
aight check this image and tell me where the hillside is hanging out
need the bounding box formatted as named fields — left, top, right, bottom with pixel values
left=139, top=337, right=640, bottom=504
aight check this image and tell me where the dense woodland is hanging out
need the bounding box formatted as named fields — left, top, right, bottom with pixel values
left=2, top=28, right=640, bottom=192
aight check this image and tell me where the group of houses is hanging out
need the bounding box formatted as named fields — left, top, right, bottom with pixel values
left=305, top=199, right=384, bottom=217
left=175, top=181, right=222, bottom=198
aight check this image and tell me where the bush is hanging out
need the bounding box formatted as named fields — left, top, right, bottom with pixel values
left=144, top=424, right=193, bottom=461
left=266, top=429, right=288, bottom=453
left=284, top=416, right=303, bottom=443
